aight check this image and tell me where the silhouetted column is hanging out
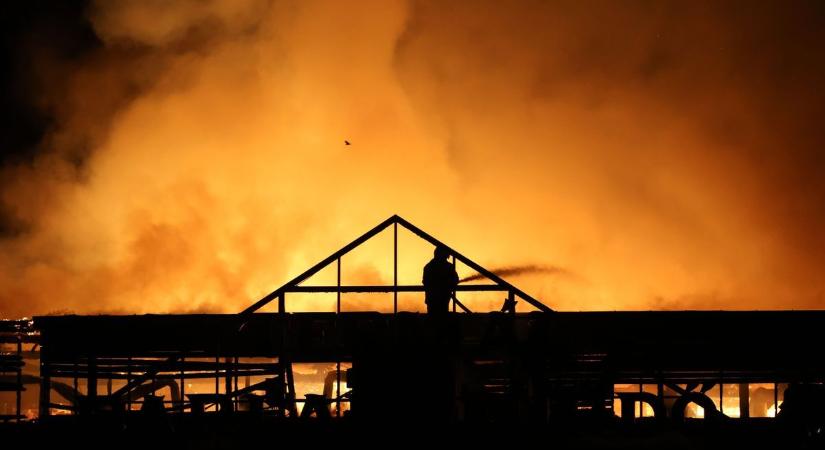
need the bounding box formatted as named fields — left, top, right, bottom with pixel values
left=39, top=362, right=50, bottom=417
left=739, top=383, right=749, bottom=418
left=88, top=354, right=97, bottom=412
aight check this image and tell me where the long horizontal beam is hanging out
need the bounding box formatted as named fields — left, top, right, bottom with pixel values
left=285, top=284, right=507, bottom=293
left=45, top=370, right=281, bottom=380
left=48, top=360, right=281, bottom=370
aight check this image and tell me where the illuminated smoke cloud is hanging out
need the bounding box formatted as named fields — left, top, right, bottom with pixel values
left=1, top=1, right=825, bottom=317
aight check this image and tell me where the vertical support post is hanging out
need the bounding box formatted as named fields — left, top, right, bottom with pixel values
left=16, top=339, right=22, bottom=420
left=73, top=360, right=78, bottom=410
left=337, top=257, right=341, bottom=314
left=151, top=365, right=157, bottom=411
left=39, top=347, right=50, bottom=418
left=719, top=377, right=724, bottom=415
left=393, top=222, right=398, bottom=314
left=278, top=292, right=286, bottom=314
left=72, top=356, right=80, bottom=414
left=180, top=354, right=185, bottom=413
left=106, top=375, right=112, bottom=413
left=451, top=255, right=457, bottom=313
left=88, top=354, right=98, bottom=412
left=127, top=357, right=132, bottom=413
left=638, top=383, right=642, bottom=418
left=739, top=383, right=749, bottom=419
left=215, top=355, right=219, bottom=399
left=336, top=255, right=342, bottom=416
left=774, top=382, right=778, bottom=417
left=285, top=360, right=297, bottom=417
left=224, top=357, right=232, bottom=412
left=234, top=356, right=239, bottom=411
left=657, top=375, right=664, bottom=417
left=336, top=361, right=341, bottom=418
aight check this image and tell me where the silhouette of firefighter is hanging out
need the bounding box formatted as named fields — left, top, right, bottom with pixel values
left=422, top=246, right=458, bottom=315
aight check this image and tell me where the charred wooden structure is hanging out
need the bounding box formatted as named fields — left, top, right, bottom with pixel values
left=33, top=311, right=825, bottom=423
left=25, top=217, right=825, bottom=431
left=0, top=319, right=36, bottom=422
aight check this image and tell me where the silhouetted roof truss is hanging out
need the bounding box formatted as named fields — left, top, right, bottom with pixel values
left=241, top=215, right=553, bottom=315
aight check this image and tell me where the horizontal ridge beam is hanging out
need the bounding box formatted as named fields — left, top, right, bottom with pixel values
left=286, top=284, right=507, bottom=293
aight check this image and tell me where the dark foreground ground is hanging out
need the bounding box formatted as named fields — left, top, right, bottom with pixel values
left=0, top=417, right=815, bottom=450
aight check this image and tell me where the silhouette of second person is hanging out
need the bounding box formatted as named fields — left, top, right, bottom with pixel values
left=423, top=246, right=459, bottom=315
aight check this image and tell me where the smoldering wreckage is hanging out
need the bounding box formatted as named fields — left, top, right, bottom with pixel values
left=3, top=216, right=825, bottom=448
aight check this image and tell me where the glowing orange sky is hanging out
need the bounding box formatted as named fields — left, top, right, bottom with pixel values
left=1, top=0, right=824, bottom=317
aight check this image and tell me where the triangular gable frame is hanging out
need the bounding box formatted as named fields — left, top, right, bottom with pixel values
left=240, top=215, right=553, bottom=315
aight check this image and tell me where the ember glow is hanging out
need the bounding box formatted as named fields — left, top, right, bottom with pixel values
left=2, top=1, right=825, bottom=317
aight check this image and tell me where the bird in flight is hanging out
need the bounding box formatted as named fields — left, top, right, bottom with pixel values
left=344, top=140, right=351, bottom=145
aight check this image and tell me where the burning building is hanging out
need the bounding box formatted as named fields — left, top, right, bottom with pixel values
left=0, top=215, right=820, bottom=445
